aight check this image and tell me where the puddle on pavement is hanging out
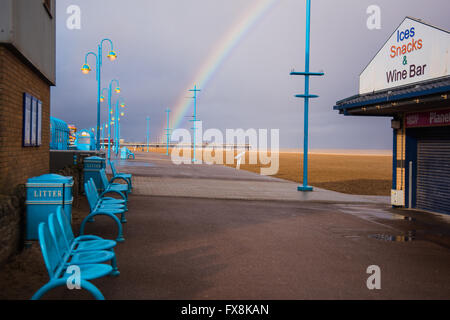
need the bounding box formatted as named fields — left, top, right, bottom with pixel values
left=336, top=204, right=415, bottom=222
left=117, top=160, right=153, bottom=167
left=368, top=231, right=416, bottom=242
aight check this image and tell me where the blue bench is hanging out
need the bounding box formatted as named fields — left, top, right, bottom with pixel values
left=80, top=178, right=127, bottom=243
left=109, top=160, right=133, bottom=191
left=31, top=208, right=117, bottom=300
left=87, top=178, right=128, bottom=210
left=100, top=168, right=131, bottom=198
left=122, top=147, right=135, bottom=160
left=55, top=206, right=119, bottom=276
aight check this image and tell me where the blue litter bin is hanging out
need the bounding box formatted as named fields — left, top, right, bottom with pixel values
left=84, top=156, right=106, bottom=192
left=120, top=147, right=128, bottom=160
left=26, top=174, right=74, bottom=241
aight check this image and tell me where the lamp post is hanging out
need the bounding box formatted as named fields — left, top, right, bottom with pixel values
left=114, top=98, right=126, bottom=156
left=290, top=0, right=324, bottom=192
left=119, top=111, right=125, bottom=152
left=147, top=117, right=150, bottom=152
left=107, top=79, right=121, bottom=161
left=188, top=85, right=201, bottom=162
left=81, top=39, right=117, bottom=151
left=165, top=108, right=171, bottom=156
left=100, top=123, right=108, bottom=149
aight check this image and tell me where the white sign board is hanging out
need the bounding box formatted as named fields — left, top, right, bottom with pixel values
left=359, top=17, right=450, bottom=95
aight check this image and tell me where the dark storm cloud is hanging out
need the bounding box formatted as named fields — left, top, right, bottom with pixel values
left=51, top=0, right=450, bottom=149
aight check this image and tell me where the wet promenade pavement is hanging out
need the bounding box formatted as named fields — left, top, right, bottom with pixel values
left=49, top=152, right=450, bottom=299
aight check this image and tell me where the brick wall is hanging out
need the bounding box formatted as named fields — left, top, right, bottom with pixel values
left=0, top=45, right=52, bottom=266
left=0, top=45, right=51, bottom=194
left=0, top=186, right=26, bottom=265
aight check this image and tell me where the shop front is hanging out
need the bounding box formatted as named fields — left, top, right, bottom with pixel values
left=334, top=17, right=450, bottom=215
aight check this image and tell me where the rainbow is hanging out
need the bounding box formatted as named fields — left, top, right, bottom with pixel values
left=163, top=0, right=279, bottom=135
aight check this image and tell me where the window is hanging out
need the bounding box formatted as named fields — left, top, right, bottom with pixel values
left=23, top=93, right=42, bottom=147
left=43, top=0, right=53, bottom=18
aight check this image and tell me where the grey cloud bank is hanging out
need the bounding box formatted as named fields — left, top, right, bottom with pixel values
left=51, top=0, right=450, bottom=149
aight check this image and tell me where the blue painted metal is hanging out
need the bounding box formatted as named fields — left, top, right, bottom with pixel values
left=80, top=178, right=125, bottom=242
left=120, top=147, right=127, bottom=160
left=48, top=212, right=118, bottom=274
left=115, top=99, right=120, bottom=156
left=295, top=94, right=319, bottom=99
left=120, top=147, right=135, bottom=160
left=109, top=161, right=133, bottom=191
left=25, top=174, right=73, bottom=240
left=50, top=117, right=70, bottom=150
left=56, top=207, right=117, bottom=252
left=108, top=79, right=120, bottom=161
left=83, top=39, right=116, bottom=151
left=189, top=85, right=201, bottom=162
left=99, top=169, right=130, bottom=199
left=165, top=108, right=171, bottom=155
left=100, top=123, right=105, bottom=149
left=75, top=129, right=95, bottom=151
left=290, top=0, right=324, bottom=192
left=84, top=156, right=106, bottom=192
left=291, top=71, right=324, bottom=76
left=31, top=221, right=111, bottom=300
left=146, top=117, right=150, bottom=152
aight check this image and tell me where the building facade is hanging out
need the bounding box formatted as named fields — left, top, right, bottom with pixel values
left=0, top=0, right=56, bottom=194
left=335, top=17, right=450, bottom=215
left=0, top=0, right=55, bottom=264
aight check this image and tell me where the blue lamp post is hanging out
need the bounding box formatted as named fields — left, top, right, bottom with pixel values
left=107, top=79, right=121, bottom=161
left=147, top=117, right=151, bottom=152
left=114, top=98, right=126, bottom=156
left=100, top=123, right=104, bottom=149
left=165, top=108, right=171, bottom=156
left=290, top=0, right=324, bottom=192
left=188, top=84, right=201, bottom=162
left=81, top=39, right=117, bottom=151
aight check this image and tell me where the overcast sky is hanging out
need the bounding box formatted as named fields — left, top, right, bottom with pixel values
left=50, top=0, right=450, bottom=149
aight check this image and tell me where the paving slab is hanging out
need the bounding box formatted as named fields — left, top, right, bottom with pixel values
left=37, top=151, right=448, bottom=300
left=111, top=152, right=390, bottom=204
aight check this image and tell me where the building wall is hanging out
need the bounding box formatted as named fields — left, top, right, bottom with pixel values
left=0, top=45, right=50, bottom=195
left=0, top=0, right=56, bottom=84
left=395, top=117, right=406, bottom=194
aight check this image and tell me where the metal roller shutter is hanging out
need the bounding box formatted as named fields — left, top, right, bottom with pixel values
left=416, top=140, right=450, bottom=215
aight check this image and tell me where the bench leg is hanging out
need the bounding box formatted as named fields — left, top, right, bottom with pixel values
left=120, top=212, right=127, bottom=224
left=80, top=212, right=125, bottom=243
left=110, top=251, right=120, bottom=277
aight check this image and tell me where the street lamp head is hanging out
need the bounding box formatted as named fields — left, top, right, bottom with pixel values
left=120, top=103, right=125, bottom=108
left=100, top=95, right=105, bottom=102
left=107, top=51, right=117, bottom=61
left=120, top=112, right=124, bottom=117
left=81, top=64, right=91, bottom=74
left=115, top=87, right=121, bottom=93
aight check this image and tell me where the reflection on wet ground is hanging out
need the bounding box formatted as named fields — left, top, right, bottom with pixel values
left=334, top=203, right=450, bottom=249
left=116, top=160, right=154, bottom=167
left=369, top=231, right=416, bottom=242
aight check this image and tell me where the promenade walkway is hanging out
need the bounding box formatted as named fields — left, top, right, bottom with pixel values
left=41, top=152, right=450, bottom=299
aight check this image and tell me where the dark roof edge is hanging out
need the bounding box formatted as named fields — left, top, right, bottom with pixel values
left=334, top=82, right=450, bottom=111
left=336, top=75, right=450, bottom=106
